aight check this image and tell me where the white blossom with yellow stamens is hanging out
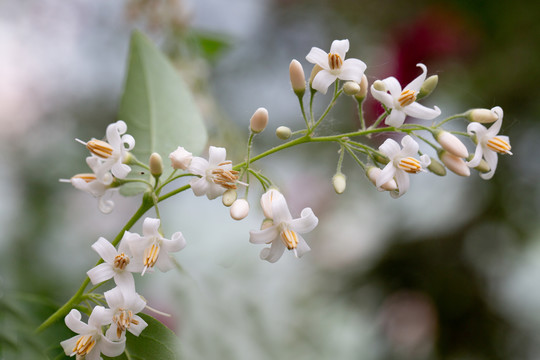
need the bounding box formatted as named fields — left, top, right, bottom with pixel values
left=103, top=287, right=147, bottom=341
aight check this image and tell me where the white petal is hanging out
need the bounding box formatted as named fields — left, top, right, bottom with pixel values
left=88, top=306, right=112, bottom=328
left=305, top=47, right=329, bottom=69
left=162, top=231, right=186, bottom=253
left=98, top=189, right=115, bottom=214
left=400, top=135, right=420, bottom=156
left=187, top=157, right=209, bottom=176
left=64, top=309, right=90, bottom=334
left=376, top=163, right=397, bottom=189
left=480, top=149, right=498, bottom=180
left=105, top=323, right=122, bottom=341
left=271, top=194, right=293, bottom=224
left=106, top=121, right=125, bottom=149
left=370, top=86, right=394, bottom=109
left=289, top=208, right=318, bottom=234
left=113, top=271, right=136, bottom=293
left=142, top=217, right=161, bottom=237
left=394, top=169, right=410, bottom=197
left=104, top=287, right=124, bottom=310
left=330, top=39, right=349, bottom=59
left=260, top=189, right=283, bottom=219
left=208, top=146, right=227, bottom=167
left=466, top=143, right=484, bottom=168
left=206, top=183, right=226, bottom=200
left=60, top=335, right=79, bottom=355
left=87, top=263, right=115, bottom=285
left=111, top=162, right=131, bottom=179
left=249, top=226, right=279, bottom=244
left=338, top=58, right=366, bottom=83
left=91, top=237, right=117, bottom=263
left=190, top=177, right=210, bottom=197
left=295, top=236, right=311, bottom=258
left=260, top=240, right=286, bottom=263
left=99, top=334, right=126, bottom=357
left=419, top=154, right=431, bottom=168
left=385, top=109, right=407, bottom=127
left=128, top=315, right=148, bottom=336
left=121, top=134, right=135, bottom=151
left=403, top=103, right=441, bottom=120
left=312, top=70, right=337, bottom=94
left=467, top=122, right=488, bottom=137
left=485, top=106, right=504, bottom=137
left=378, top=138, right=401, bottom=158
left=405, top=63, right=427, bottom=92
left=382, top=77, right=403, bottom=98
left=156, top=254, right=175, bottom=272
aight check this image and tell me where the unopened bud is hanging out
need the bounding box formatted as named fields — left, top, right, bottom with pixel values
left=440, top=151, right=470, bottom=177
left=169, top=146, right=193, bottom=170
left=417, top=75, right=438, bottom=100
left=276, top=126, right=292, bottom=140
left=372, top=80, right=386, bottom=92
left=355, top=75, right=369, bottom=101
left=230, top=199, right=249, bottom=220
left=250, top=107, right=269, bottom=133
left=467, top=154, right=491, bottom=173
left=343, top=81, right=360, bottom=96
left=309, top=64, right=323, bottom=89
left=434, top=129, right=468, bottom=158
left=332, top=173, right=347, bottom=194
left=467, top=108, right=498, bottom=123
left=427, top=157, right=447, bottom=176
left=367, top=167, right=397, bottom=191
left=374, top=153, right=390, bottom=165
left=289, top=59, right=306, bottom=96
left=222, top=189, right=237, bottom=207
left=261, top=218, right=274, bottom=230
left=149, top=153, right=163, bottom=177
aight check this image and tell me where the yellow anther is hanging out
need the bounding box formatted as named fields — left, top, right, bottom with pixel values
left=113, top=253, right=130, bottom=270
left=113, top=309, right=136, bottom=338
left=328, top=53, right=343, bottom=70
left=143, top=243, right=160, bottom=269
left=398, top=157, right=422, bottom=174
left=72, top=173, right=97, bottom=183
left=73, top=334, right=96, bottom=356
left=87, top=139, right=114, bottom=159
left=398, top=89, right=417, bottom=107
left=487, top=137, right=512, bottom=154
left=280, top=229, right=299, bottom=250
left=211, top=166, right=240, bottom=190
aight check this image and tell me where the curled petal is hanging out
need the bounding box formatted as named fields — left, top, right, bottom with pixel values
left=87, top=263, right=115, bottom=285
left=64, top=309, right=90, bottom=334
left=142, top=218, right=161, bottom=237
left=99, top=334, right=126, bottom=357
left=467, top=122, right=487, bottom=137
left=466, top=143, right=484, bottom=168
left=121, top=134, right=135, bottom=151
left=382, top=77, right=403, bottom=98
left=330, top=39, right=349, bottom=59
left=249, top=226, right=279, bottom=244
left=403, top=103, right=441, bottom=120
left=370, top=86, right=394, bottom=109
left=127, top=314, right=148, bottom=336
left=208, top=146, right=227, bottom=167
left=162, top=231, right=187, bottom=253
left=394, top=169, right=410, bottom=197
left=405, top=63, right=427, bottom=92
left=312, top=71, right=338, bottom=94
left=305, top=47, right=329, bottom=69
left=485, top=106, right=504, bottom=137
left=376, top=163, right=397, bottom=189
left=338, top=58, right=366, bottom=83
left=106, top=121, right=126, bottom=149
left=289, top=208, right=318, bottom=234
left=88, top=306, right=112, bottom=328
left=97, top=189, right=115, bottom=214
left=385, top=109, right=407, bottom=127
left=378, top=138, right=401, bottom=159
left=480, top=149, right=498, bottom=180
left=260, top=240, right=286, bottom=263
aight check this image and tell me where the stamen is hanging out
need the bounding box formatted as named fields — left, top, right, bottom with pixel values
left=487, top=136, right=512, bottom=154
left=73, top=334, right=96, bottom=356
left=280, top=229, right=299, bottom=250
left=113, top=253, right=130, bottom=270
left=328, top=53, right=343, bottom=70
left=113, top=309, right=135, bottom=338
left=142, top=242, right=160, bottom=275
left=398, top=89, right=417, bottom=107
left=86, top=139, right=114, bottom=159
left=211, top=168, right=240, bottom=190
left=398, top=157, right=422, bottom=174
left=71, top=173, right=97, bottom=183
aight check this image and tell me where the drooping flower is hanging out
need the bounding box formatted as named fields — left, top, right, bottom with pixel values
left=60, top=307, right=125, bottom=360
left=169, top=146, right=193, bottom=170
left=87, top=236, right=142, bottom=293
left=376, top=135, right=431, bottom=197
left=125, top=217, right=186, bottom=275
left=306, top=39, right=367, bottom=94
left=103, top=287, right=148, bottom=341
left=466, top=106, right=512, bottom=179
left=370, top=64, right=441, bottom=127
left=188, top=146, right=240, bottom=200
left=77, top=120, right=135, bottom=183
left=250, top=190, right=318, bottom=263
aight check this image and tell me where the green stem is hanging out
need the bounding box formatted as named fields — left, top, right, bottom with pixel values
left=298, top=94, right=309, bottom=129
left=311, top=83, right=342, bottom=133
left=434, top=113, right=468, bottom=128
left=369, top=109, right=390, bottom=129
left=357, top=97, right=366, bottom=131
left=244, top=133, right=256, bottom=197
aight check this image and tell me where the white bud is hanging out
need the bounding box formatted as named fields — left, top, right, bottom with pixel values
left=289, top=59, right=306, bottom=96
left=435, top=130, right=469, bottom=158
left=467, top=108, right=498, bottom=123
left=309, top=64, right=323, bottom=88
left=250, top=107, right=269, bottom=133
left=343, top=81, right=361, bottom=96
left=261, top=218, right=274, bottom=230
left=367, top=167, right=397, bottom=191
left=355, top=74, right=369, bottom=100
left=149, top=152, right=163, bottom=176
left=222, top=189, right=237, bottom=207
left=276, top=126, right=292, bottom=140
left=230, top=199, right=250, bottom=220
left=332, top=173, right=347, bottom=194
left=440, top=151, right=470, bottom=177
left=372, top=80, right=386, bottom=92
left=169, top=146, right=193, bottom=170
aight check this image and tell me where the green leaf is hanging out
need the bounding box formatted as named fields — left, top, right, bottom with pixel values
left=118, top=30, right=207, bottom=166
left=105, top=313, right=181, bottom=360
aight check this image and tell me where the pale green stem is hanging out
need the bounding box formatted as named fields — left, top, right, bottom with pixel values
left=298, top=94, right=309, bottom=129
left=369, top=109, right=390, bottom=129
left=311, top=83, right=342, bottom=133
left=344, top=145, right=367, bottom=171
left=243, top=132, right=256, bottom=197
left=434, top=113, right=468, bottom=128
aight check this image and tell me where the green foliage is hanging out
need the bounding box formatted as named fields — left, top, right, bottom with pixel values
left=118, top=30, right=208, bottom=168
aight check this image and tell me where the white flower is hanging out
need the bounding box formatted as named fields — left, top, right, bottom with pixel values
left=104, top=287, right=148, bottom=341
left=77, top=120, right=135, bottom=183
left=125, top=217, right=186, bottom=275
left=250, top=190, right=318, bottom=263
left=87, top=236, right=142, bottom=293
left=370, top=64, right=441, bottom=127
left=377, top=135, right=431, bottom=198
left=60, top=307, right=125, bottom=360
left=260, top=188, right=282, bottom=219
left=466, top=106, right=512, bottom=179
left=169, top=146, right=193, bottom=170
left=306, top=39, right=367, bottom=94
left=188, top=146, right=240, bottom=200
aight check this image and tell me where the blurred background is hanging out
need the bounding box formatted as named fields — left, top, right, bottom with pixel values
left=1, top=0, right=539, bottom=359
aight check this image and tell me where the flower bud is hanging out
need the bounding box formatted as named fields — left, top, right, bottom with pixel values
left=276, top=126, right=292, bottom=140
left=250, top=107, right=269, bottom=133
left=343, top=81, right=360, bottom=96
left=372, top=80, right=386, bottom=92
left=467, top=108, right=498, bottom=123
left=417, top=75, right=438, bottom=100
left=367, top=167, right=397, bottom=191
left=434, top=129, right=468, bottom=158
left=289, top=59, right=306, bottom=97
left=169, top=146, right=193, bottom=170
left=309, top=64, right=323, bottom=89
left=355, top=75, right=369, bottom=101
left=261, top=218, right=274, bottom=230
left=466, top=154, right=490, bottom=173
left=427, top=157, right=447, bottom=176
left=149, top=152, right=163, bottom=177
left=440, top=151, right=470, bottom=177
left=230, top=199, right=249, bottom=220
left=332, top=173, right=347, bottom=194
left=222, top=189, right=237, bottom=207
left=373, top=153, right=390, bottom=165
